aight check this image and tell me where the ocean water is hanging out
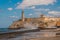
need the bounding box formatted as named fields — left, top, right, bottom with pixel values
left=0, top=28, right=15, bottom=34
left=0, top=28, right=9, bottom=32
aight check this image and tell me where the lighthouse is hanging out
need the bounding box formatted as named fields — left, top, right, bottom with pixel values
left=21, top=10, right=24, bottom=22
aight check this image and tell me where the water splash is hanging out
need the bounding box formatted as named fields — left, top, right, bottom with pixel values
left=24, top=22, right=38, bottom=29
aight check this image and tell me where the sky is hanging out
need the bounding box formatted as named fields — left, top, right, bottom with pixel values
left=0, top=0, right=60, bottom=28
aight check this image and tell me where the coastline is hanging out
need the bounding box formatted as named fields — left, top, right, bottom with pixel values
left=0, top=29, right=40, bottom=38
left=0, top=28, right=58, bottom=39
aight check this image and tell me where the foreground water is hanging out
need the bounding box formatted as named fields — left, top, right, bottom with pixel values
left=0, top=28, right=59, bottom=40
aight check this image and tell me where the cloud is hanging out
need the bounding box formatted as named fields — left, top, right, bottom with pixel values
left=48, top=11, right=60, bottom=16
left=17, top=2, right=20, bottom=5
left=16, top=0, right=56, bottom=9
left=9, top=16, right=18, bottom=18
left=33, top=12, right=43, bottom=17
left=25, top=6, right=36, bottom=9
left=34, top=8, right=50, bottom=12
left=46, top=14, right=55, bottom=17
left=8, top=8, right=13, bottom=11
left=30, top=6, right=35, bottom=9
left=29, top=14, right=33, bottom=16
left=35, top=12, right=43, bottom=17
left=58, top=7, right=60, bottom=9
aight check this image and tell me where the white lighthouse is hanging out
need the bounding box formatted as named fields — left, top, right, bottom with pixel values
left=21, top=10, right=24, bottom=22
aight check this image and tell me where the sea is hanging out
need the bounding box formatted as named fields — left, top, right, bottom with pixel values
left=0, top=28, right=11, bottom=33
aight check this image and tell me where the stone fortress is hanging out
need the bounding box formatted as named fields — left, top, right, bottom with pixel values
left=9, top=10, right=60, bottom=29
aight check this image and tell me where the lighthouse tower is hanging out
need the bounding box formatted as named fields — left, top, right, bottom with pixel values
left=21, top=10, right=24, bottom=22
